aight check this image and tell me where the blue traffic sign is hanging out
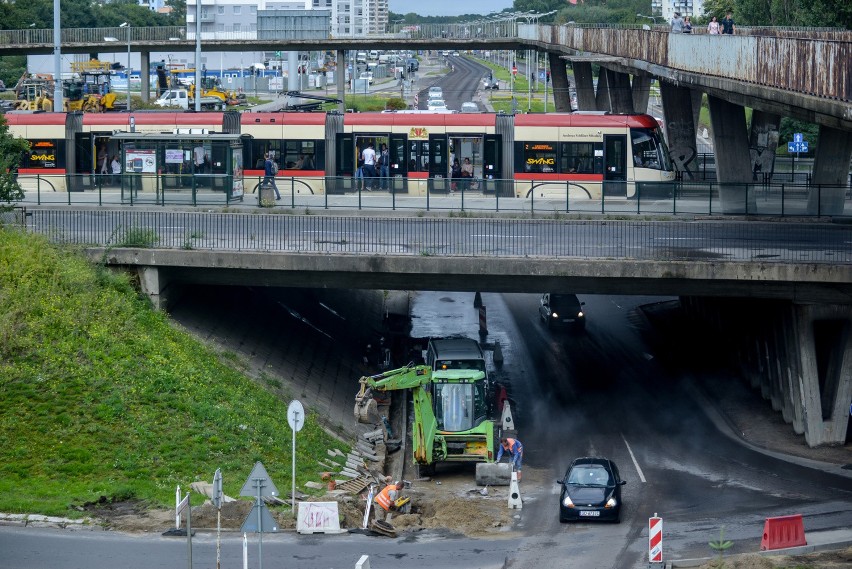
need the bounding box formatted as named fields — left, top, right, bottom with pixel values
left=793, top=132, right=804, bottom=143
left=787, top=141, right=809, bottom=153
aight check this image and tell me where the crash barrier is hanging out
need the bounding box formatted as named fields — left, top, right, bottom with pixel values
left=760, top=514, right=807, bottom=550
left=478, top=305, right=488, bottom=335
left=297, top=502, right=344, bottom=534
left=501, top=401, right=515, bottom=431
left=355, top=555, right=371, bottom=569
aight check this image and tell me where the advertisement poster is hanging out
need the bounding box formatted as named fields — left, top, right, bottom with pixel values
left=231, top=152, right=244, bottom=198
left=125, top=149, right=157, bottom=173
left=165, top=149, right=184, bottom=164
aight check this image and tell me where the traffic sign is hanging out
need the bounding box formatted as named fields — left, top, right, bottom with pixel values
left=793, top=132, right=803, bottom=143
left=414, top=93, right=419, bottom=106
left=239, top=462, right=279, bottom=498
left=212, top=468, right=223, bottom=509
left=511, top=66, right=517, bottom=76
left=288, top=400, right=305, bottom=432
left=649, top=515, right=663, bottom=563
left=787, top=141, right=808, bottom=153
left=241, top=503, right=279, bottom=533
left=177, top=493, right=190, bottom=514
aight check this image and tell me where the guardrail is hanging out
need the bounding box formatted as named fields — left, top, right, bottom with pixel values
left=23, top=209, right=852, bottom=264
left=17, top=173, right=851, bottom=217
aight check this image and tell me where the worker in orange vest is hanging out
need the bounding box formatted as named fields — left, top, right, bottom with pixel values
left=373, top=480, right=406, bottom=521
left=497, top=436, right=524, bottom=480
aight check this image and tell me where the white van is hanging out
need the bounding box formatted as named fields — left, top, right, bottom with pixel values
left=356, top=52, right=367, bottom=64
left=368, top=50, right=379, bottom=61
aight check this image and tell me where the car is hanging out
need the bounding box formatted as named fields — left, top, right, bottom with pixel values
left=460, top=102, right=479, bottom=113
left=406, top=58, right=419, bottom=71
left=557, top=457, right=626, bottom=523
left=427, top=91, right=444, bottom=101
left=426, top=99, right=447, bottom=111
left=359, top=72, right=373, bottom=85
left=428, top=86, right=443, bottom=97
left=539, top=293, right=585, bottom=331
left=442, top=50, right=450, bottom=57
left=452, top=51, right=460, bottom=57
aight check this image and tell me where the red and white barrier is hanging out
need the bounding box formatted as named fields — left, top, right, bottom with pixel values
left=649, top=514, right=663, bottom=563
left=760, top=514, right=807, bottom=551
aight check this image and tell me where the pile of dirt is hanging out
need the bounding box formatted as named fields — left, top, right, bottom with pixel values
left=695, top=548, right=852, bottom=569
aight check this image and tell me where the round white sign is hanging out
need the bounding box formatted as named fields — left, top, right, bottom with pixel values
left=287, top=400, right=305, bottom=432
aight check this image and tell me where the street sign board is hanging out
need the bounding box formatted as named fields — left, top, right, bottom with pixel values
left=241, top=503, right=279, bottom=533
left=177, top=494, right=190, bottom=514
left=787, top=141, right=808, bottom=153
left=212, top=468, right=223, bottom=509
left=793, top=132, right=803, bottom=143
left=288, top=400, right=305, bottom=432
left=239, top=462, right=279, bottom=498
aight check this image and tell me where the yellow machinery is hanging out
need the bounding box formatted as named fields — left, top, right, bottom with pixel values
left=171, top=69, right=239, bottom=105
left=65, top=60, right=118, bottom=112
left=14, top=79, right=54, bottom=111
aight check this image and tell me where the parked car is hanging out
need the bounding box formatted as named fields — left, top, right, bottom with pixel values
left=539, top=293, right=585, bottom=331
left=557, top=457, right=626, bottom=523
left=460, top=102, right=479, bottom=113
left=359, top=72, right=374, bottom=85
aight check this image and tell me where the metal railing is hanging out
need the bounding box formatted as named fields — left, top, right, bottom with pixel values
left=17, top=173, right=852, bottom=218
left=24, top=209, right=852, bottom=265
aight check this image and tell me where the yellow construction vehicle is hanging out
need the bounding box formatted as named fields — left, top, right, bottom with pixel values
left=66, top=60, right=119, bottom=112
left=14, top=79, right=54, bottom=111
left=170, top=69, right=239, bottom=105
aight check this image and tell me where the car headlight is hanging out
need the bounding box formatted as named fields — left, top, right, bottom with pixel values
left=577, top=311, right=584, bottom=318
left=551, top=312, right=559, bottom=318
left=605, top=497, right=617, bottom=509
left=562, top=495, right=574, bottom=508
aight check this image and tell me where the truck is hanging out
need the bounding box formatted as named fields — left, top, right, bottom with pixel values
left=154, top=88, right=225, bottom=110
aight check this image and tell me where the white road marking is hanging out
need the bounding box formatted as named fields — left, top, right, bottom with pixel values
left=621, top=433, right=647, bottom=483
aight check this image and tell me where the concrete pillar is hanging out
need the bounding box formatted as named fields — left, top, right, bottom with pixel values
left=661, top=82, right=699, bottom=180
left=781, top=305, right=805, bottom=434
left=548, top=52, right=571, bottom=112
left=137, top=266, right=173, bottom=311
left=288, top=51, right=299, bottom=91
left=594, top=68, right=610, bottom=112
left=808, top=125, right=852, bottom=215
left=571, top=61, right=596, bottom=111
left=748, top=110, right=780, bottom=182
left=337, top=49, right=346, bottom=113
left=603, top=69, right=633, bottom=114
left=708, top=95, right=756, bottom=213
left=140, top=51, right=150, bottom=102
left=631, top=74, right=650, bottom=114
left=792, top=303, right=852, bottom=447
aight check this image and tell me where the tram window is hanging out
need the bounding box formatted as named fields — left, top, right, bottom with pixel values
left=520, top=142, right=557, bottom=173
left=560, top=142, right=602, bottom=174
left=630, top=129, right=671, bottom=171
left=247, top=140, right=284, bottom=169
left=281, top=140, right=317, bottom=170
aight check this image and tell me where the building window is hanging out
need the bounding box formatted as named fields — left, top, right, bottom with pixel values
left=233, top=6, right=241, bottom=14
left=217, top=5, right=224, bottom=14
left=250, top=5, right=257, bottom=13
left=233, top=23, right=241, bottom=32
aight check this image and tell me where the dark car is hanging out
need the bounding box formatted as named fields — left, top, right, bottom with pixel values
left=557, top=457, right=626, bottom=522
left=539, top=293, right=586, bottom=331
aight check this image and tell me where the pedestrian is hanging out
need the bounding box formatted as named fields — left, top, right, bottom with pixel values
left=670, top=12, right=684, bottom=33
left=450, top=158, right=461, bottom=191
left=683, top=16, right=693, bottom=34
left=496, top=436, right=524, bottom=480
left=98, top=146, right=109, bottom=180
left=373, top=480, right=408, bottom=522
left=707, top=16, right=720, bottom=35
left=460, top=157, right=474, bottom=190
left=110, top=155, right=121, bottom=185
left=720, top=11, right=735, bottom=35
left=263, top=151, right=281, bottom=200
left=361, top=142, right=377, bottom=190
left=378, top=143, right=390, bottom=190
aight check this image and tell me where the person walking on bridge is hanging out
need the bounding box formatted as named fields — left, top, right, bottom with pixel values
left=497, top=436, right=524, bottom=481
left=721, top=12, right=736, bottom=34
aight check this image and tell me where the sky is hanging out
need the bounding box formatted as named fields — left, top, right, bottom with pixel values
left=389, top=0, right=514, bottom=17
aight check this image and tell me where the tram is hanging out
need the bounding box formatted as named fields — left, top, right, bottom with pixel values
left=5, top=110, right=675, bottom=198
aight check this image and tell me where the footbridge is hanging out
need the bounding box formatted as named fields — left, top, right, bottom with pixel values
left=17, top=207, right=852, bottom=447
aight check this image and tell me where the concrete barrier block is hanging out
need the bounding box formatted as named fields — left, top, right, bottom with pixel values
left=475, top=462, right=512, bottom=486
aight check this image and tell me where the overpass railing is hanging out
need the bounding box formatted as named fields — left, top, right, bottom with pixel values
left=23, top=209, right=852, bottom=264
left=18, top=173, right=851, bottom=218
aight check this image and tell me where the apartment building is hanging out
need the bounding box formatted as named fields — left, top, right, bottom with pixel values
left=659, top=0, right=705, bottom=21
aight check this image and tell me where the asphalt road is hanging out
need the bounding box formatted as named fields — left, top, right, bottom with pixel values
left=416, top=55, right=489, bottom=111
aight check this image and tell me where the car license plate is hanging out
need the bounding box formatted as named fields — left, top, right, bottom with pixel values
left=561, top=318, right=575, bottom=323
left=579, top=511, right=600, bottom=517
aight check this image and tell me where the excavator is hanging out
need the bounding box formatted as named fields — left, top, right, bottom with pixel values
left=66, top=60, right=119, bottom=112
left=171, top=70, right=240, bottom=105
left=355, top=363, right=507, bottom=483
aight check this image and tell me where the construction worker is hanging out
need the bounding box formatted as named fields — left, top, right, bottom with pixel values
left=497, top=436, right=524, bottom=481
left=373, top=480, right=406, bottom=522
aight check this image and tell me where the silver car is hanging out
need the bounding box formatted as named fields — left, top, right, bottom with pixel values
left=460, top=102, right=479, bottom=113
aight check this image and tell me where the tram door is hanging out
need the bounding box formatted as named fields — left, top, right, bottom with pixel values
left=603, top=134, right=627, bottom=197
left=427, top=134, right=448, bottom=194
left=333, top=133, right=354, bottom=193
left=388, top=134, right=408, bottom=193
left=483, top=134, right=502, bottom=195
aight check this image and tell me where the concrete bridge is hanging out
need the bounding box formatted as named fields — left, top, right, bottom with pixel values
left=19, top=207, right=852, bottom=447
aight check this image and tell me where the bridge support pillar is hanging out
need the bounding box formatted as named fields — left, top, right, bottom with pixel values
left=594, top=67, right=610, bottom=111
left=137, top=266, right=176, bottom=311
left=808, top=125, right=852, bottom=215
left=571, top=61, right=596, bottom=111
left=337, top=50, right=346, bottom=113
left=708, top=95, right=756, bottom=213
left=660, top=82, right=699, bottom=180
left=631, top=74, right=650, bottom=114
left=791, top=303, right=852, bottom=447
left=140, top=51, right=150, bottom=102
left=603, top=69, right=634, bottom=113
left=548, top=52, right=571, bottom=112
left=748, top=110, right=780, bottom=183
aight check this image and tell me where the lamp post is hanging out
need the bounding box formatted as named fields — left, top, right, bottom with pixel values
left=637, top=13, right=659, bottom=26
left=119, top=23, right=131, bottom=110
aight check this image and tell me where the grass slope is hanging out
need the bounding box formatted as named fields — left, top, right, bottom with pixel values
left=0, top=228, right=345, bottom=516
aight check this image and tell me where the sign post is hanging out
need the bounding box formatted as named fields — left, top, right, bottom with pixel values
left=288, top=400, right=305, bottom=516
left=176, top=491, right=192, bottom=569
left=240, top=462, right=280, bottom=569
left=213, top=468, right=223, bottom=569
left=787, top=132, right=808, bottom=182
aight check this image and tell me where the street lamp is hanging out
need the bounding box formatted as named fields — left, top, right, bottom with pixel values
left=637, top=13, right=659, bottom=26
left=119, top=22, right=130, bottom=110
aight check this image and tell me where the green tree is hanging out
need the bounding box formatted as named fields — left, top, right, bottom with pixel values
left=0, top=115, right=30, bottom=209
